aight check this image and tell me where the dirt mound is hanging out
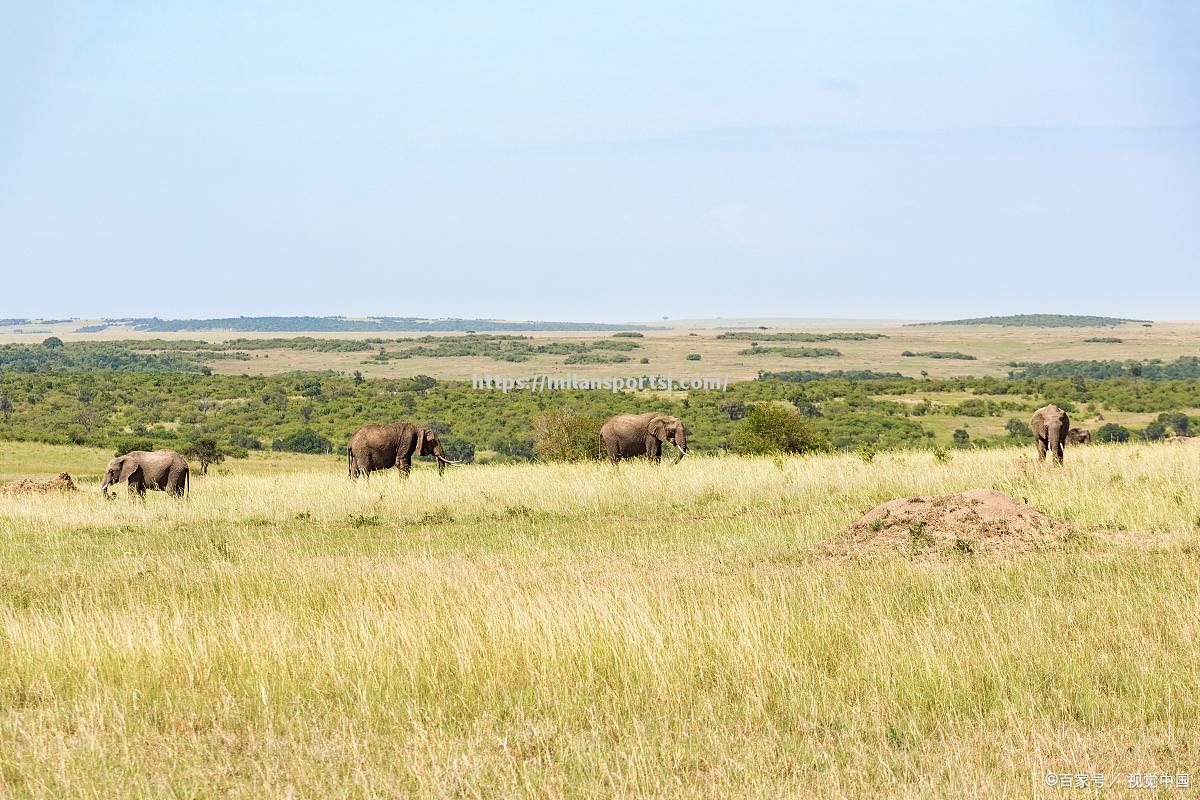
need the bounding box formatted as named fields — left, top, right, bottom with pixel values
left=0, top=472, right=78, bottom=496
left=825, top=488, right=1076, bottom=558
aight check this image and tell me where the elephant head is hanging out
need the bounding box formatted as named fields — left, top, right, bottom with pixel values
left=648, top=415, right=688, bottom=463
left=100, top=455, right=141, bottom=498
left=415, top=427, right=461, bottom=476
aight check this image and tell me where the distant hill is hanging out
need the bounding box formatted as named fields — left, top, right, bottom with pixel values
left=112, top=317, right=662, bottom=333
left=907, top=314, right=1150, bottom=328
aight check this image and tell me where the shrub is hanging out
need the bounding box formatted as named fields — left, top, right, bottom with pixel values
left=272, top=428, right=333, bottom=454
left=734, top=403, right=827, bottom=455
left=111, top=436, right=157, bottom=456
left=1094, top=423, right=1132, bottom=443
left=1005, top=418, right=1032, bottom=438
left=952, top=428, right=971, bottom=448
left=532, top=409, right=606, bottom=462
left=686, top=353, right=702, bottom=361
left=1159, top=411, right=1189, bottom=437
left=442, top=437, right=476, bottom=463
left=229, top=432, right=263, bottom=450
left=1141, top=421, right=1167, bottom=441
left=613, top=332, right=644, bottom=338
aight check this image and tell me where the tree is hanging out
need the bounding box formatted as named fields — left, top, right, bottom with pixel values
left=1159, top=412, right=1189, bottom=437
left=719, top=401, right=746, bottom=421
left=442, top=438, right=476, bottom=463
left=111, top=436, right=157, bottom=456
left=272, top=428, right=333, bottom=454
left=952, top=428, right=971, bottom=448
left=1094, top=423, right=1131, bottom=443
left=789, top=395, right=822, bottom=418
left=532, top=409, right=605, bottom=461
left=1141, top=421, right=1167, bottom=441
left=0, top=394, right=11, bottom=422
left=1005, top=418, right=1032, bottom=438
left=184, top=437, right=226, bottom=474
left=41, top=336, right=64, bottom=349
left=735, top=403, right=827, bottom=455
left=352, top=370, right=364, bottom=385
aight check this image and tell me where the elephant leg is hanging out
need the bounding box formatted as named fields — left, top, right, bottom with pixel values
left=398, top=456, right=412, bottom=477
left=1035, top=437, right=1047, bottom=461
left=646, top=438, right=661, bottom=463
left=604, top=438, right=621, bottom=465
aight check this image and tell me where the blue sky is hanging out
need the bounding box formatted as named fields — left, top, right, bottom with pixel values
left=2, top=2, right=1197, bottom=321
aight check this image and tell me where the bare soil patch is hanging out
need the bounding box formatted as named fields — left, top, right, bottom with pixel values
left=0, top=472, right=78, bottom=496
left=824, top=488, right=1078, bottom=558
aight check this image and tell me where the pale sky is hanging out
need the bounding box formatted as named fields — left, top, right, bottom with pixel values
left=2, top=2, right=1198, bottom=322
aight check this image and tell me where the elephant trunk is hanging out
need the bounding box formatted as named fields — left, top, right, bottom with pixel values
left=433, top=443, right=464, bottom=476
left=673, top=429, right=688, bottom=463
left=100, top=474, right=113, bottom=498
left=1048, top=421, right=1065, bottom=461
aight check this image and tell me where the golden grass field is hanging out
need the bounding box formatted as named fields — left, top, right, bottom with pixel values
left=3, top=319, right=1198, bottom=380
left=2, top=441, right=1198, bottom=798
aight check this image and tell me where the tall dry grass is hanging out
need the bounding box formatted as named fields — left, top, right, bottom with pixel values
left=1, top=443, right=1198, bottom=798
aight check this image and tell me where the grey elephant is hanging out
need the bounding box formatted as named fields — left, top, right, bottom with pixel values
left=1066, top=427, right=1091, bottom=445
left=600, top=412, right=688, bottom=464
left=1030, top=404, right=1070, bottom=463
left=348, top=422, right=460, bottom=478
left=101, top=450, right=190, bottom=497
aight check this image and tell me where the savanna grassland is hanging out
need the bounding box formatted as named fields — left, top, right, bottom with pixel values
left=4, top=317, right=1199, bottom=381
left=2, top=442, right=1199, bottom=798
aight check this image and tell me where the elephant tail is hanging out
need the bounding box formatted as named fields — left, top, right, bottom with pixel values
left=185, top=467, right=190, bottom=497
left=347, top=447, right=353, bottom=478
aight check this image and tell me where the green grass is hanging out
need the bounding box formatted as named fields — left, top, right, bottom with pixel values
left=1, top=444, right=1199, bottom=797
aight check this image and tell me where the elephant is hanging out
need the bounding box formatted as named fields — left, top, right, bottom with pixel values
left=101, top=450, right=190, bottom=497
left=348, top=422, right=460, bottom=478
left=600, top=412, right=688, bottom=464
left=1066, top=427, right=1091, bottom=445
left=1030, top=404, right=1070, bottom=463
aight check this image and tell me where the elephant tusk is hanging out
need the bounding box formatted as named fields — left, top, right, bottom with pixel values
left=436, top=455, right=463, bottom=466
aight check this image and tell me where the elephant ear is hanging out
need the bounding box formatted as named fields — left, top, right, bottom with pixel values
left=119, top=458, right=142, bottom=483
left=647, top=416, right=667, bottom=441
left=413, top=427, right=427, bottom=456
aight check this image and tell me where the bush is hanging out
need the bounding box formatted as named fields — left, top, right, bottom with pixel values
left=686, top=353, right=701, bottom=361
left=1094, top=423, right=1132, bottom=443
left=1159, top=411, right=1189, bottom=437
left=442, top=437, right=476, bottom=463
left=532, top=409, right=605, bottom=461
left=1141, top=421, right=1167, bottom=441
left=111, top=436, right=159, bottom=456
left=229, top=432, right=263, bottom=450
left=952, top=429, right=970, bottom=448
left=272, top=428, right=333, bottom=454
left=1005, top=418, right=1032, bottom=438
left=735, top=403, right=827, bottom=455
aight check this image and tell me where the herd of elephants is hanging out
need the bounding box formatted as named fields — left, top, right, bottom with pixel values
left=95, top=406, right=1077, bottom=498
